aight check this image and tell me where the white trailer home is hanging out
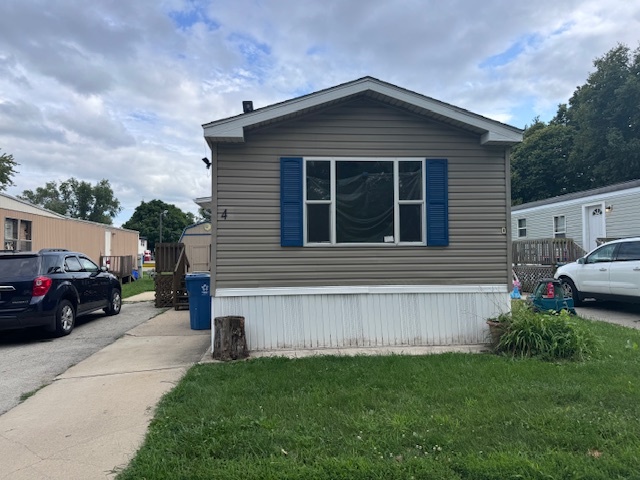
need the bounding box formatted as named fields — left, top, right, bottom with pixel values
left=511, top=179, right=640, bottom=254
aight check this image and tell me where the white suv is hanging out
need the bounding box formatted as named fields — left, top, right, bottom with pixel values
left=554, top=237, right=640, bottom=305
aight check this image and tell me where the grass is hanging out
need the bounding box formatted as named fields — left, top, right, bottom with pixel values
left=121, top=273, right=155, bottom=299
left=19, top=384, right=49, bottom=402
left=118, top=317, right=640, bottom=479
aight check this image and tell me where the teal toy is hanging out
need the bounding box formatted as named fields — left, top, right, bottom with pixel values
left=528, top=278, right=576, bottom=315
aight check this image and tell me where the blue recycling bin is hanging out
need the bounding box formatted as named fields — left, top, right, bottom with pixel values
left=185, top=273, right=211, bottom=330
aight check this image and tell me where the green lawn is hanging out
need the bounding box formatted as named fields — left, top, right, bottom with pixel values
left=118, top=318, right=640, bottom=480
left=121, top=273, right=155, bottom=299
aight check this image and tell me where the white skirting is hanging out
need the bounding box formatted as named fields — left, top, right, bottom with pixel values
left=211, top=285, right=510, bottom=351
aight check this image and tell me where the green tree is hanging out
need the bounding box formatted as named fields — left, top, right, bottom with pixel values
left=19, top=178, right=121, bottom=224
left=511, top=43, right=640, bottom=204
left=566, top=43, right=640, bottom=187
left=122, top=200, right=195, bottom=252
left=0, top=148, right=19, bottom=191
left=197, top=206, right=211, bottom=222
left=511, top=118, right=576, bottom=205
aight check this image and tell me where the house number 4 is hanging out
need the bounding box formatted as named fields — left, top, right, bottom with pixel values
left=221, top=209, right=227, bottom=219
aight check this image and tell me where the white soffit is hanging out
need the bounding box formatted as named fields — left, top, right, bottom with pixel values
left=203, top=77, right=523, bottom=146
left=194, top=196, right=212, bottom=210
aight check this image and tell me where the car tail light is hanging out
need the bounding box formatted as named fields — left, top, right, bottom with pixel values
left=33, top=276, right=52, bottom=297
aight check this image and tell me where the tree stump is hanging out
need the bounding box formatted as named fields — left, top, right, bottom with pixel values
left=213, top=316, right=249, bottom=361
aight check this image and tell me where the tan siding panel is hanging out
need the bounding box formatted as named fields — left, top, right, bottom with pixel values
left=1, top=209, right=138, bottom=262
left=214, top=97, right=508, bottom=289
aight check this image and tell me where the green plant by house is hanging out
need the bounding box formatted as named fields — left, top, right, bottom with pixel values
left=494, top=304, right=600, bottom=361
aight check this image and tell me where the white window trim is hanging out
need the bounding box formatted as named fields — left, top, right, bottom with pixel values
left=4, top=217, right=33, bottom=251
left=517, top=218, right=527, bottom=238
left=303, top=157, right=426, bottom=247
left=553, top=215, right=566, bottom=238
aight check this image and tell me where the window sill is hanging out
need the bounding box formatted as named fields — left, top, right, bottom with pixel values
left=304, top=242, right=426, bottom=247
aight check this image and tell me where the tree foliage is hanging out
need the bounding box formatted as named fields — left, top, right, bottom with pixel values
left=122, top=200, right=195, bottom=252
left=19, top=178, right=121, bottom=224
left=0, top=148, right=18, bottom=191
left=512, top=43, right=640, bottom=204
left=197, top=206, right=211, bottom=222
left=511, top=119, right=576, bottom=205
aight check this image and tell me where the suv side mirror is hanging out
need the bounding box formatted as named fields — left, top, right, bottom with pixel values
left=577, top=257, right=585, bottom=265
left=101, top=266, right=108, bottom=272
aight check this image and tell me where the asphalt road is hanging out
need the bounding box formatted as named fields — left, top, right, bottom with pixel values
left=0, top=301, right=163, bottom=416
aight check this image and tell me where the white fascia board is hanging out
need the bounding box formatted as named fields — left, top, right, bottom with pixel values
left=203, top=79, right=522, bottom=145
left=215, top=284, right=508, bottom=297
left=194, top=196, right=212, bottom=209
left=379, top=85, right=522, bottom=144
left=481, top=130, right=523, bottom=145
left=513, top=185, right=640, bottom=215
left=202, top=125, right=245, bottom=141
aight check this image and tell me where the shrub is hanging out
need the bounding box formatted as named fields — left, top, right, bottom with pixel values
left=495, top=305, right=599, bottom=361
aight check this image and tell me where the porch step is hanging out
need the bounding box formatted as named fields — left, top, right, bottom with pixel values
left=174, top=278, right=189, bottom=310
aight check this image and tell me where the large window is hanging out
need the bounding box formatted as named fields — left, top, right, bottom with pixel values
left=553, top=215, right=566, bottom=238
left=304, top=158, right=425, bottom=245
left=4, top=218, right=32, bottom=251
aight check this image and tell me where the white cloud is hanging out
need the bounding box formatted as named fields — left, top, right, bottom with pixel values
left=0, top=0, right=639, bottom=226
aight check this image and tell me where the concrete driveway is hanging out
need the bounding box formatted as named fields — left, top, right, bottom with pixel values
left=575, top=300, right=640, bottom=330
left=0, top=301, right=163, bottom=416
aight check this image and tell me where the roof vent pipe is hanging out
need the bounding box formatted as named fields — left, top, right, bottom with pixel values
left=242, top=101, right=253, bottom=113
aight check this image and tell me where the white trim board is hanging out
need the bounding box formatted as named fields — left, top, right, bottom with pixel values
left=215, top=285, right=508, bottom=297
left=203, top=77, right=522, bottom=146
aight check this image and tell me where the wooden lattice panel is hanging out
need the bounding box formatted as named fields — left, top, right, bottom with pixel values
left=514, top=265, right=554, bottom=293
left=154, top=274, right=174, bottom=307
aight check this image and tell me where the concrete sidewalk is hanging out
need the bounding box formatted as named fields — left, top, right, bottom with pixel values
left=0, top=303, right=211, bottom=480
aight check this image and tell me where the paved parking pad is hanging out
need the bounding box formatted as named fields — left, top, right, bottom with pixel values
left=576, top=301, right=640, bottom=330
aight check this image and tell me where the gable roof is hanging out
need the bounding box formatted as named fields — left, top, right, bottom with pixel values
left=203, top=76, right=523, bottom=147
left=179, top=220, right=211, bottom=241
left=512, top=178, right=640, bottom=212
left=0, top=192, right=138, bottom=233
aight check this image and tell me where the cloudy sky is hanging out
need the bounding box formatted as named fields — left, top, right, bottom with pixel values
left=1, top=1, right=639, bottom=227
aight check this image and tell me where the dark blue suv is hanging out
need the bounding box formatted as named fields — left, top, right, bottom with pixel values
left=0, top=249, right=122, bottom=336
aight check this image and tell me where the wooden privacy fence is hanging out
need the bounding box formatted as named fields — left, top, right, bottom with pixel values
left=100, top=255, right=134, bottom=284
left=155, top=243, right=186, bottom=273
left=512, top=238, right=585, bottom=267
left=154, top=243, right=190, bottom=309
left=512, top=238, right=586, bottom=292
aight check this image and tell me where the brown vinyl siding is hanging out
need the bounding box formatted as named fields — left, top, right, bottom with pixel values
left=214, top=97, right=509, bottom=288
left=1, top=209, right=138, bottom=262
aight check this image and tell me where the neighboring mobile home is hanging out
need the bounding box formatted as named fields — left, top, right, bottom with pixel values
left=511, top=179, right=640, bottom=253
left=1, top=192, right=139, bottom=263
left=202, top=77, right=523, bottom=351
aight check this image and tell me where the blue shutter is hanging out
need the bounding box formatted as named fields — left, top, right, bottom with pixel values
left=280, top=157, right=303, bottom=247
left=426, top=159, right=449, bottom=246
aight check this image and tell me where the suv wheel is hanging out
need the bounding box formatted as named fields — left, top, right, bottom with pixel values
left=104, top=289, right=122, bottom=316
left=55, top=300, right=76, bottom=336
left=560, top=278, right=582, bottom=307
